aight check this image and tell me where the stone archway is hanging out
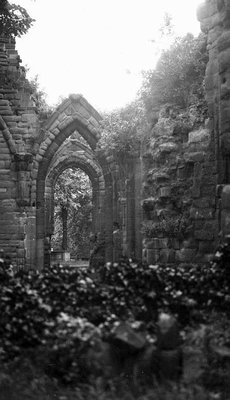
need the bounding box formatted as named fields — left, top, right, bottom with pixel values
left=45, top=154, right=105, bottom=264
left=35, top=95, right=113, bottom=269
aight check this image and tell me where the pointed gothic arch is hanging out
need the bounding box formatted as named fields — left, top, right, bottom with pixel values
left=35, top=95, right=113, bottom=268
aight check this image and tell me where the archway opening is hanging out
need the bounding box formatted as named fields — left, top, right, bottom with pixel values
left=51, top=167, right=93, bottom=265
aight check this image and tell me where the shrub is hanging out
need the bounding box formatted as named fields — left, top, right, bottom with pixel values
left=141, top=214, right=190, bottom=239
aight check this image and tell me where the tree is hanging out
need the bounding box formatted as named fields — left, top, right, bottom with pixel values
left=140, top=33, right=208, bottom=113
left=0, top=0, right=34, bottom=37
left=97, top=99, right=148, bottom=161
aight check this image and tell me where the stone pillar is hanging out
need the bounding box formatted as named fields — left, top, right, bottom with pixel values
left=197, top=0, right=229, bottom=244
left=61, top=204, right=68, bottom=250
left=221, top=185, right=230, bottom=237
left=14, top=153, right=33, bottom=208
left=36, top=179, right=45, bottom=270
left=104, top=182, right=113, bottom=262
left=24, top=210, right=36, bottom=269
left=134, top=155, right=143, bottom=261
left=14, top=153, right=36, bottom=269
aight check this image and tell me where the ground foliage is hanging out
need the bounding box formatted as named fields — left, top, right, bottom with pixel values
left=0, top=242, right=230, bottom=388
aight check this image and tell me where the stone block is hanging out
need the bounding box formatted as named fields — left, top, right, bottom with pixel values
left=58, top=116, right=74, bottom=131
left=143, top=238, right=159, bottom=249
left=21, top=113, right=37, bottom=124
left=218, top=30, right=230, bottom=52
left=181, top=238, right=197, bottom=249
left=193, top=198, right=210, bottom=208
left=157, top=314, right=181, bottom=350
left=190, top=208, right=213, bottom=220
left=110, top=322, right=146, bottom=354
left=177, top=167, right=186, bottom=179
left=159, top=187, right=171, bottom=198
left=146, top=249, right=159, bottom=264
left=159, top=249, right=175, bottom=263
left=3, top=115, right=21, bottom=123
left=158, top=238, right=169, bottom=249
left=0, top=100, right=10, bottom=106
left=175, top=249, right=196, bottom=262
left=0, top=199, right=16, bottom=210
left=0, top=108, right=13, bottom=115
left=171, top=238, right=180, bottom=249
left=159, top=142, right=177, bottom=153
left=194, top=230, right=214, bottom=241
left=188, top=128, right=210, bottom=144
left=184, top=152, right=205, bottom=163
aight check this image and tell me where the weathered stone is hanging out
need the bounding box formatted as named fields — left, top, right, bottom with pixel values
left=188, top=128, right=210, bottom=144
left=181, top=238, right=197, bottom=249
left=159, top=249, right=175, bottom=263
left=157, top=313, right=181, bottom=350
left=190, top=208, right=213, bottom=220
left=110, top=322, right=146, bottom=354
left=184, top=152, right=205, bottom=163
left=146, top=249, right=159, bottom=264
left=159, top=186, right=171, bottom=198
left=143, top=238, right=159, bottom=249
left=159, top=142, right=177, bottom=153
left=194, top=230, right=214, bottom=241
left=175, top=249, right=196, bottom=262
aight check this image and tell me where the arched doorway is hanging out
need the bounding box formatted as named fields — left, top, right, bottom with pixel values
left=51, top=167, right=93, bottom=265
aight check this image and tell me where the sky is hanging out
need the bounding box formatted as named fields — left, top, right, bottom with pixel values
left=15, top=0, right=203, bottom=113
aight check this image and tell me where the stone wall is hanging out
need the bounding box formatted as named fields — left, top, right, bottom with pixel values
left=142, top=0, right=230, bottom=264
left=0, top=36, right=138, bottom=268
left=142, top=102, right=218, bottom=264
left=197, top=0, right=230, bottom=241
left=0, top=36, right=37, bottom=268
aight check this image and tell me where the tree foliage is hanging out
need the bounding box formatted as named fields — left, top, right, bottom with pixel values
left=0, top=0, right=34, bottom=37
left=97, top=99, right=148, bottom=160
left=52, top=168, right=92, bottom=257
left=141, top=33, right=208, bottom=113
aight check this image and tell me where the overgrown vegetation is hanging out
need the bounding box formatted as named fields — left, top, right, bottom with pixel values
left=0, top=241, right=230, bottom=397
left=97, top=99, right=148, bottom=161
left=140, top=33, right=208, bottom=115
left=142, top=214, right=191, bottom=239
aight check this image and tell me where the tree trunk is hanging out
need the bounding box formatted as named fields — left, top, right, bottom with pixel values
left=61, top=205, right=68, bottom=250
